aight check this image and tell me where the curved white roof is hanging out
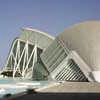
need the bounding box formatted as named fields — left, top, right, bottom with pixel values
left=20, top=28, right=55, bottom=49
left=58, top=21, right=100, bottom=71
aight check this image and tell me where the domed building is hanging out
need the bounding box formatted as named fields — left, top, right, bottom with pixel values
left=41, top=21, right=100, bottom=82
left=59, top=21, right=100, bottom=71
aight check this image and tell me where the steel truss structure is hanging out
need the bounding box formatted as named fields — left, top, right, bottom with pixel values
left=4, top=38, right=42, bottom=78
left=1, top=28, right=54, bottom=79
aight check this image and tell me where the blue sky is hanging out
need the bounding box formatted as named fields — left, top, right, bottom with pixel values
left=0, top=0, right=100, bottom=68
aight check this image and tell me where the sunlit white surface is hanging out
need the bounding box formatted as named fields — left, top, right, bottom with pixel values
left=18, top=82, right=41, bottom=86
left=92, top=71, right=100, bottom=82
left=0, top=84, right=28, bottom=89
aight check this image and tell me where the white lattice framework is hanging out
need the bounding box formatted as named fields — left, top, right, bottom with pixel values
left=4, top=38, right=38, bottom=78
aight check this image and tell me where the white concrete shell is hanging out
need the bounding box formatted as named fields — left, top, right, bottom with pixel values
left=58, top=21, right=100, bottom=71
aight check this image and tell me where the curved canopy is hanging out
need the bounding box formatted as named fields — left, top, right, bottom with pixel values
left=20, top=28, right=55, bottom=50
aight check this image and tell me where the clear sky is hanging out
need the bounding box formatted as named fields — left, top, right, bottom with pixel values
left=0, top=0, right=100, bottom=68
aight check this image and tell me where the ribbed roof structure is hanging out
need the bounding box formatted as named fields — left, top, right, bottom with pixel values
left=2, top=28, right=54, bottom=79
left=20, top=28, right=55, bottom=49
left=41, top=21, right=100, bottom=82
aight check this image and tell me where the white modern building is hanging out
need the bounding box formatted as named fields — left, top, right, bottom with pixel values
left=1, top=21, right=100, bottom=82
left=1, top=28, right=54, bottom=79
left=41, top=21, right=100, bottom=82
